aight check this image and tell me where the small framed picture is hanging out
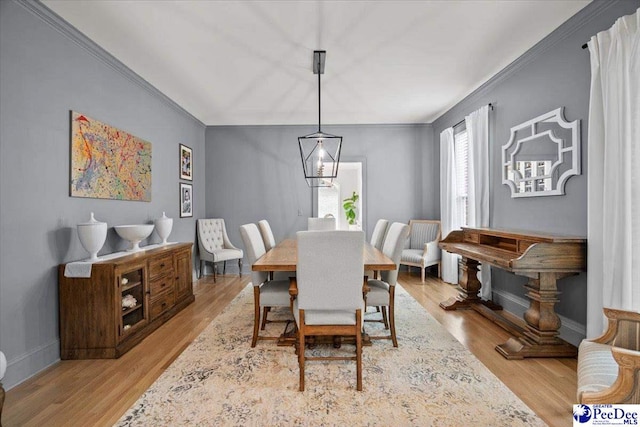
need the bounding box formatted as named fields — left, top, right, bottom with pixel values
left=180, top=183, right=193, bottom=218
left=179, top=144, right=193, bottom=181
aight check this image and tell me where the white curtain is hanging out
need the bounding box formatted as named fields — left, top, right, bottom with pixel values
left=440, top=127, right=460, bottom=284
left=466, top=105, right=492, bottom=299
left=586, top=9, right=640, bottom=338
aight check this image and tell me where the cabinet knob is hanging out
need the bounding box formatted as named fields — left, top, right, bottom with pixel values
left=160, top=263, right=165, bottom=268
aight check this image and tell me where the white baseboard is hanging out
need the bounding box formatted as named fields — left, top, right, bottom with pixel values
left=3, top=339, right=60, bottom=390
left=492, top=289, right=585, bottom=347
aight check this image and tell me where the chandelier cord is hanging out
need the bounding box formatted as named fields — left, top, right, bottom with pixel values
left=317, top=59, right=322, bottom=132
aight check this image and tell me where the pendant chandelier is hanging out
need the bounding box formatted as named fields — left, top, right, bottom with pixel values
left=298, top=50, right=342, bottom=188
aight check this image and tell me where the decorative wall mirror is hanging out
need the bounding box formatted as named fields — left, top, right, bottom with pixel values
left=502, top=107, right=580, bottom=198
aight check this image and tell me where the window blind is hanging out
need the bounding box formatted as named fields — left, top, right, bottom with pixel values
left=454, top=128, right=469, bottom=226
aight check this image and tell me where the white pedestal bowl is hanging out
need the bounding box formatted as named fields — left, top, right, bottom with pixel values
left=77, top=212, right=107, bottom=261
left=115, top=224, right=155, bottom=252
left=154, top=212, right=173, bottom=245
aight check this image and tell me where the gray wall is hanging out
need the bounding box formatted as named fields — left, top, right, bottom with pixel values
left=3, top=0, right=637, bottom=390
left=432, top=0, right=640, bottom=344
left=205, top=123, right=436, bottom=272
left=0, top=1, right=206, bottom=388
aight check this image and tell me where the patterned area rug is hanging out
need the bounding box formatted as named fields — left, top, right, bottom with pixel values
left=116, top=284, right=544, bottom=426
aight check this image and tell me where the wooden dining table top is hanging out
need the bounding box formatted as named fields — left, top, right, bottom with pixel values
left=252, top=238, right=396, bottom=272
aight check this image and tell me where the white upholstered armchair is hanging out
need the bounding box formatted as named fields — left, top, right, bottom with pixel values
left=578, top=308, right=640, bottom=404
left=197, top=218, right=243, bottom=282
left=400, top=220, right=441, bottom=282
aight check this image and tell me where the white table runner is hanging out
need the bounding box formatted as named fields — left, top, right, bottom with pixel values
left=64, top=243, right=176, bottom=278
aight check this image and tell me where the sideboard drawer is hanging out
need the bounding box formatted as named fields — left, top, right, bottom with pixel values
left=148, top=254, right=174, bottom=280
left=150, top=275, right=173, bottom=296
left=150, top=289, right=175, bottom=320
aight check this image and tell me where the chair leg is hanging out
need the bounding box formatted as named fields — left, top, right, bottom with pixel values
left=252, top=288, right=260, bottom=347
left=389, top=287, right=398, bottom=347
left=298, top=311, right=305, bottom=392
left=223, top=261, right=226, bottom=275
left=199, top=260, right=205, bottom=279
left=213, top=262, right=217, bottom=283
left=261, top=307, right=269, bottom=330
left=238, top=259, right=243, bottom=276
left=381, top=306, right=389, bottom=329
left=421, top=266, right=425, bottom=282
left=437, top=261, right=441, bottom=278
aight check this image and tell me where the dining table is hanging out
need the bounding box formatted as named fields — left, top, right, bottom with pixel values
left=251, top=238, right=396, bottom=272
left=252, top=238, right=397, bottom=346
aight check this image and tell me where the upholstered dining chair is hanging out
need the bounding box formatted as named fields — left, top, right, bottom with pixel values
left=258, top=219, right=276, bottom=252
left=365, top=219, right=389, bottom=280
left=366, top=222, right=410, bottom=347
left=291, top=230, right=365, bottom=391
left=197, top=218, right=243, bottom=282
left=239, top=223, right=291, bottom=347
left=400, top=220, right=442, bottom=282
left=257, top=219, right=292, bottom=281
left=370, top=219, right=389, bottom=250
left=307, top=217, right=336, bottom=231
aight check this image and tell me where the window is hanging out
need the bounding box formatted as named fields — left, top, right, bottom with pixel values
left=453, top=125, right=469, bottom=227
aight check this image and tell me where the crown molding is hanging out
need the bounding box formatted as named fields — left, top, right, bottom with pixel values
left=433, top=0, right=621, bottom=126
left=15, top=0, right=205, bottom=128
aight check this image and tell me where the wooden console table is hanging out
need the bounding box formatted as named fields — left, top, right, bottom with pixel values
left=59, top=242, right=194, bottom=359
left=439, top=227, right=586, bottom=359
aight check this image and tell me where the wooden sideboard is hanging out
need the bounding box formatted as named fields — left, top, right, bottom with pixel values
left=58, top=243, right=194, bottom=359
left=439, top=227, right=586, bottom=359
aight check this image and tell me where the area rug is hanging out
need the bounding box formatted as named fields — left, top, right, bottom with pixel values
left=116, top=284, right=544, bottom=426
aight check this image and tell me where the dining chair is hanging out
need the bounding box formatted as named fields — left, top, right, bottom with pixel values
left=197, top=218, right=243, bottom=282
left=239, top=223, right=291, bottom=347
left=257, top=219, right=293, bottom=281
left=291, top=230, right=365, bottom=391
left=370, top=219, right=389, bottom=250
left=307, top=217, right=336, bottom=231
left=257, top=219, right=276, bottom=252
left=365, top=219, right=389, bottom=280
left=366, top=222, right=410, bottom=347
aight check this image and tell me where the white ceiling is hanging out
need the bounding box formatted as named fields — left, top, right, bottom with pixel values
left=42, top=0, right=590, bottom=126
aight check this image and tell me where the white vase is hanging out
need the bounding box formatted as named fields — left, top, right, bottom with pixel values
left=77, top=212, right=107, bottom=261
left=154, top=212, right=173, bottom=245
left=114, top=224, right=154, bottom=252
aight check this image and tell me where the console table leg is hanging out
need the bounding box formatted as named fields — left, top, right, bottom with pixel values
left=440, top=257, right=482, bottom=310
left=496, top=272, right=577, bottom=359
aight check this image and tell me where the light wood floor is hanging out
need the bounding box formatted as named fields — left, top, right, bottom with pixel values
left=2, top=271, right=576, bottom=426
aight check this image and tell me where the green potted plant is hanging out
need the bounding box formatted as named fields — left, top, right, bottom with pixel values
left=343, top=191, right=359, bottom=228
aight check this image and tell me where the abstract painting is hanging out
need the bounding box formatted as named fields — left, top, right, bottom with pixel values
left=70, top=111, right=152, bottom=201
